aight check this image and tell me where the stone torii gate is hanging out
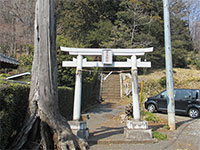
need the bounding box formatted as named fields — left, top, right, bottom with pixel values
left=61, top=47, right=153, bottom=139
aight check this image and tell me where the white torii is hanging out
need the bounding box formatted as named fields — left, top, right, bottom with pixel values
left=61, top=47, right=153, bottom=121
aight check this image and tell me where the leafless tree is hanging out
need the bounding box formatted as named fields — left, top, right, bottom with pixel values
left=186, top=0, right=200, bottom=51
left=170, top=0, right=200, bottom=52
left=0, top=0, right=35, bottom=56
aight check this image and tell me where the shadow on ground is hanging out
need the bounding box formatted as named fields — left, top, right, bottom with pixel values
left=149, top=111, right=196, bottom=131
left=86, top=102, right=117, bottom=114
left=88, top=126, right=124, bottom=145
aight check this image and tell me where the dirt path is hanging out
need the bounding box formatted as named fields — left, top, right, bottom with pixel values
left=86, top=100, right=200, bottom=150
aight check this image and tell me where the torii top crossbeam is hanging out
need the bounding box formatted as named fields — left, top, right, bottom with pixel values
left=61, top=47, right=153, bottom=68
left=60, top=47, right=153, bottom=56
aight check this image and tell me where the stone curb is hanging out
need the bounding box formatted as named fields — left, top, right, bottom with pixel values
left=88, top=138, right=158, bottom=145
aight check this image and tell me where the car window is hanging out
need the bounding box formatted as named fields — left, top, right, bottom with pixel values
left=191, top=90, right=197, bottom=99
left=192, top=90, right=200, bottom=99
left=157, top=90, right=176, bottom=99
left=158, top=91, right=167, bottom=98
left=175, top=90, right=191, bottom=100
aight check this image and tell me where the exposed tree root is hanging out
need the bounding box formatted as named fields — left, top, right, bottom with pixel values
left=10, top=108, right=89, bottom=150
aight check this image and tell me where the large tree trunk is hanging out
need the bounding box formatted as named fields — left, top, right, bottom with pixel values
left=10, top=0, right=88, bottom=149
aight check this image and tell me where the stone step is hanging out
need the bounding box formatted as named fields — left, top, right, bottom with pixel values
left=102, top=91, right=121, bottom=94
left=101, top=93, right=121, bottom=96
left=101, top=74, right=121, bottom=102
left=102, top=85, right=120, bottom=88
left=102, top=96, right=121, bottom=99
left=102, top=89, right=120, bottom=91
left=102, top=80, right=120, bottom=83
left=102, top=87, right=120, bottom=90
left=102, top=82, right=120, bottom=85
left=102, top=89, right=120, bottom=92
left=102, top=93, right=121, bottom=96
left=102, top=94, right=120, bottom=96
left=102, top=98, right=121, bottom=101
left=102, top=85, right=120, bottom=87
left=102, top=80, right=120, bottom=82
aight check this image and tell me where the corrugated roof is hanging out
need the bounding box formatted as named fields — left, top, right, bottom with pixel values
left=0, top=53, right=19, bottom=65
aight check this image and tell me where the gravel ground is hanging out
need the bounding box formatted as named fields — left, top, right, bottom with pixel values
left=86, top=101, right=200, bottom=150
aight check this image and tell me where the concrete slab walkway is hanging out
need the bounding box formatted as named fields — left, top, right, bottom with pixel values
left=85, top=100, right=200, bottom=150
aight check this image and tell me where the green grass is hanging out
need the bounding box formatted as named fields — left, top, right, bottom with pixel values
left=152, top=131, right=167, bottom=140
left=163, top=124, right=170, bottom=130
left=142, top=111, right=161, bottom=123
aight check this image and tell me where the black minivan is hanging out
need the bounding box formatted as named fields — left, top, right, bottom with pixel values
left=145, top=89, right=200, bottom=118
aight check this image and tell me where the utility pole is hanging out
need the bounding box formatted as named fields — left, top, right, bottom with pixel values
left=163, top=0, right=176, bottom=130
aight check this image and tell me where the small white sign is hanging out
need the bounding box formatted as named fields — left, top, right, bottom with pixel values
left=102, top=50, right=113, bottom=65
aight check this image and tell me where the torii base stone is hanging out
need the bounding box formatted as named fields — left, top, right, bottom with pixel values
left=68, top=120, right=89, bottom=139
left=124, top=120, right=152, bottom=140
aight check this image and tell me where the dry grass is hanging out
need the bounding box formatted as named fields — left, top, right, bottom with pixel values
left=139, top=68, right=200, bottom=89
left=121, top=68, right=200, bottom=106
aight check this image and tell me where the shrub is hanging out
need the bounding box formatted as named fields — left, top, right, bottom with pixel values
left=159, top=76, right=166, bottom=88
left=152, top=131, right=167, bottom=140
left=58, top=86, right=74, bottom=120
left=159, top=76, right=179, bottom=88
left=196, top=60, right=200, bottom=70
left=142, top=111, right=161, bottom=123
left=0, top=84, right=29, bottom=149
left=0, top=74, right=10, bottom=79
left=0, top=75, right=99, bottom=149
left=142, top=79, right=163, bottom=102
left=81, top=72, right=100, bottom=111
left=163, top=124, right=170, bottom=130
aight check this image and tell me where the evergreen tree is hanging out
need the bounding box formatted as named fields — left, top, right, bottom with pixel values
left=55, top=0, right=194, bottom=69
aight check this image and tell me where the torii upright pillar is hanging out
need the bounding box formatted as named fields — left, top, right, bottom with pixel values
left=131, top=55, right=140, bottom=120
left=73, top=55, right=83, bottom=120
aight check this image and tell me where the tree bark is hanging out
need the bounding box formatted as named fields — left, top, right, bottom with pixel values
left=10, top=0, right=88, bottom=149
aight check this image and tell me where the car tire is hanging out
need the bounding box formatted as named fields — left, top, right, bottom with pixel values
left=188, top=108, right=199, bottom=118
left=147, top=104, right=156, bottom=113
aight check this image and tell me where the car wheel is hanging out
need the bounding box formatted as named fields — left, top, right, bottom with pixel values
left=188, top=108, right=199, bottom=118
left=147, top=104, right=156, bottom=113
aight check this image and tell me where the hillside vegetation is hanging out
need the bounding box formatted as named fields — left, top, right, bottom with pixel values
left=139, top=68, right=200, bottom=103
left=1, top=0, right=200, bottom=87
